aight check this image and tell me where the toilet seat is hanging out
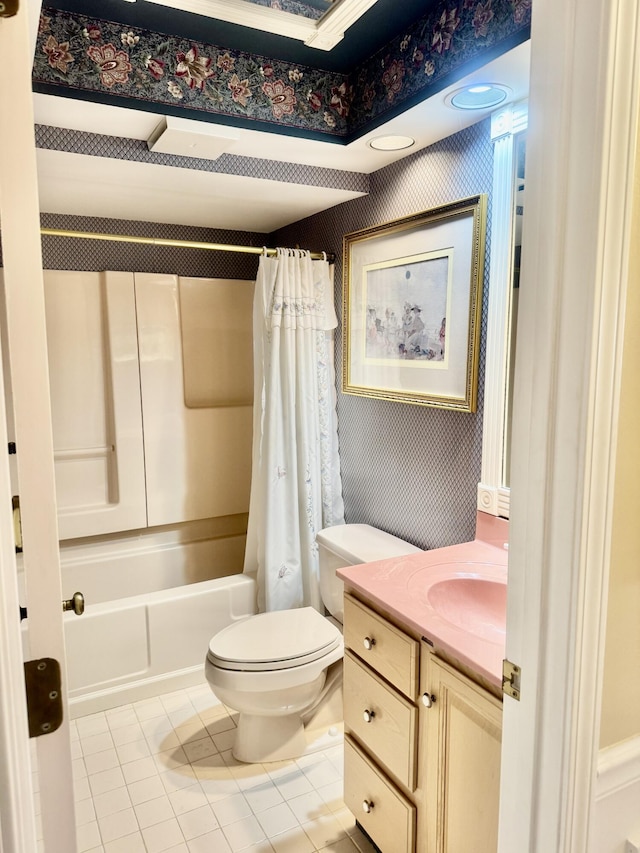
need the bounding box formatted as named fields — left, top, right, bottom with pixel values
left=207, top=607, right=342, bottom=672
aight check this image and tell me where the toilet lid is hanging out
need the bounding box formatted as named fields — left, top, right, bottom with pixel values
left=207, top=607, right=342, bottom=672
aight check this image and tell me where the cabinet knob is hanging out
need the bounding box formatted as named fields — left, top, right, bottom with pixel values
left=363, top=709, right=375, bottom=723
left=362, top=799, right=374, bottom=814
left=363, top=636, right=376, bottom=651
left=421, top=692, right=436, bottom=708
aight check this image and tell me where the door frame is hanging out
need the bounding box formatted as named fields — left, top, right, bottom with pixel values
left=1, top=0, right=639, bottom=851
left=0, top=1, right=77, bottom=851
left=499, top=0, right=640, bottom=849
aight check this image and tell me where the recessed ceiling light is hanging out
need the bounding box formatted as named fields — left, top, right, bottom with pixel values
left=446, top=84, right=511, bottom=111
left=368, top=135, right=415, bottom=151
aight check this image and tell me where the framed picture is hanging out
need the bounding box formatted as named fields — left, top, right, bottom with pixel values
left=342, top=194, right=487, bottom=412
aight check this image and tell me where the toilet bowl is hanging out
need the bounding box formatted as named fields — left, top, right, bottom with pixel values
left=205, top=524, right=421, bottom=763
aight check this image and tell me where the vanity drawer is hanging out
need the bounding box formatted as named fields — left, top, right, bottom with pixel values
left=344, top=735, right=416, bottom=853
left=344, top=650, right=417, bottom=790
left=344, top=594, right=419, bottom=698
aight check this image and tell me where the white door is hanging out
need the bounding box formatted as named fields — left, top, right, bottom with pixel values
left=0, top=2, right=76, bottom=851
left=498, top=0, right=640, bottom=850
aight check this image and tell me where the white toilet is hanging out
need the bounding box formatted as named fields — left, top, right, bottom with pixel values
left=205, top=523, right=421, bottom=763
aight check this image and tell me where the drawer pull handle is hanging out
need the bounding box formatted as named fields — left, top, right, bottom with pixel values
left=422, top=692, right=436, bottom=708
left=363, top=636, right=376, bottom=650
left=362, top=799, right=374, bottom=814
left=363, top=709, right=375, bottom=723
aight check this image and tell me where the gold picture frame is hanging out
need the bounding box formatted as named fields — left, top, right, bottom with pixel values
left=342, top=194, right=487, bottom=412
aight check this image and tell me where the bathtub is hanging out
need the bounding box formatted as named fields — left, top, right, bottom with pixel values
left=63, top=573, right=256, bottom=717
left=20, top=519, right=257, bottom=717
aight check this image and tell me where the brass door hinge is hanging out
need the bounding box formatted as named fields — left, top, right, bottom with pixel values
left=0, top=0, right=19, bottom=17
left=502, top=659, right=521, bottom=701
left=24, top=658, right=63, bottom=738
left=12, top=495, right=22, bottom=553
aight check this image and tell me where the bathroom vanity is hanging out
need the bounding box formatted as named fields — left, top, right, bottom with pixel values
left=338, top=530, right=507, bottom=853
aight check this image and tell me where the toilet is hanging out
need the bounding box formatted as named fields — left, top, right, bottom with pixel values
left=205, top=523, right=421, bottom=763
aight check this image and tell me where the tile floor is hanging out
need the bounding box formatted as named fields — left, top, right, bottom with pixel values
left=33, top=681, right=377, bottom=853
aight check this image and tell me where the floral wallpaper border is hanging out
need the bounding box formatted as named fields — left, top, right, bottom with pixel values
left=33, top=1, right=530, bottom=141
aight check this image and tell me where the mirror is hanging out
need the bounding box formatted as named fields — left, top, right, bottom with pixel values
left=503, top=133, right=526, bottom=489
left=477, top=102, right=528, bottom=519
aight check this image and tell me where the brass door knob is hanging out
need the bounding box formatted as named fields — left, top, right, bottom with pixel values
left=62, top=592, right=85, bottom=616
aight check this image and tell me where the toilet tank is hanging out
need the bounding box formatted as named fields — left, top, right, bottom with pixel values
left=316, top=524, right=421, bottom=623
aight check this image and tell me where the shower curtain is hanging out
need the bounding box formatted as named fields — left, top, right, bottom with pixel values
left=243, top=248, right=345, bottom=612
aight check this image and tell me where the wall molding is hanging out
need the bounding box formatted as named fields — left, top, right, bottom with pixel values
left=589, top=737, right=640, bottom=853
left=478, top=101, right=528, bottom=521
left=595, top=736, right=640, bottom=801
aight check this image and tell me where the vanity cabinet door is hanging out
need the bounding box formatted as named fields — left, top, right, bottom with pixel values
left=422, top=654, right=502, bottom=853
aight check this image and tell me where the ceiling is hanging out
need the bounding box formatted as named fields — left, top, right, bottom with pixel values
left=29, top=0, right=531, bottom=234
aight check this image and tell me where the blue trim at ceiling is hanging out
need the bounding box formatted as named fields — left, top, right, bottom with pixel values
left=33, top=1, right=531, bottom=144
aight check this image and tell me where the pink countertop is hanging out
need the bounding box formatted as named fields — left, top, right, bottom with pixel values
left=337, top=534, right=508, bottom=689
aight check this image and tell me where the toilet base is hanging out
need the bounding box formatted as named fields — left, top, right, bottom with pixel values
left=232, top=712, right=344, bottom=764
left=230, top=663, right=344, bottom=763
left=233, top=712, right=307, bottom=763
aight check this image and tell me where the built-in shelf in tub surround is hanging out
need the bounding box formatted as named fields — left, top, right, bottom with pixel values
left=337, top=520, right=508, bottom=690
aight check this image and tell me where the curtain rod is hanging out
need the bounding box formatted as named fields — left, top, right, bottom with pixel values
left=40, top=228, right=334, bottom=262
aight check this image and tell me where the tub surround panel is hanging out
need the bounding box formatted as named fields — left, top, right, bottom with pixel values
left=43, top=270, right=148, bottom=539
left=41, top=269, right=253, bottom=537
left=135, top=273, right=253, bottom=526
left=273, top=120, right=493, bottom=549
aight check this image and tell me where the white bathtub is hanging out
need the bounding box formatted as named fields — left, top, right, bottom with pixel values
left=64, top=573, right=256, bottom=717
left=20, top=519, right=257, bottom=717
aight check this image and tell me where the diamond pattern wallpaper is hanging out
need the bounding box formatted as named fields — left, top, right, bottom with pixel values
left=272, top=120, right=494, bottom=549
left=36, top=214, right=264, bottom=280
left=35, top=125, right=370, bottom=193
left=1, top=118, right=494, bottom=551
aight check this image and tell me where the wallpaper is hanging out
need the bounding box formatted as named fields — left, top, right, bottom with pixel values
left=34, top=124, right=369, bottom=193
left=32, top=2, right=529, bottom=140
left=272, top=120, right=494, bottom=549
left=5, top=120, right=495, bottom=550
left=32, top=214, right=264, bottom=280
